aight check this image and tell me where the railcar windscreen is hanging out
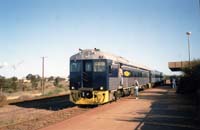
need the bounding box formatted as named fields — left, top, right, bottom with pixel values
left=85, top=61, right=92, bottom=72
left=70, top=61, right=81, bottom=72
left=93, top=61, right=106, bottom=72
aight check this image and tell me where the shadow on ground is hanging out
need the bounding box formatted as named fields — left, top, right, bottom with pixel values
left=10, top=95, right=75, bottom=111
left=117, top=86, right=200, bottom=130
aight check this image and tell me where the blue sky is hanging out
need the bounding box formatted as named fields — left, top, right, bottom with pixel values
left=0, top=0, right=200, bottom=78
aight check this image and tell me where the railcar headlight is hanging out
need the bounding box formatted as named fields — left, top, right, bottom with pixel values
left=71, top=86, right=75, bottom=90
left=100, top=86, right=103, bottom=90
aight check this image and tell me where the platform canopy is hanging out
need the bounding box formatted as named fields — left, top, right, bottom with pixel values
left=168, top=61, right=189, bottom=71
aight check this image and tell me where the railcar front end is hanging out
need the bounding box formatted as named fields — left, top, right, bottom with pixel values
left=69, top=59, right=111, bottom=105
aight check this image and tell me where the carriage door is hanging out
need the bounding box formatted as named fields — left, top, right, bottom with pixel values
left=82, top=60, right=93, bottom=87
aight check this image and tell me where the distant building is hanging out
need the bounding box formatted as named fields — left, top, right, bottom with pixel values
left=21, top=78, right=31, bottom=83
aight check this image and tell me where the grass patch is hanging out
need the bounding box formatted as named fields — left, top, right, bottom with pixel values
left=44, top=88, right=63, bottom=96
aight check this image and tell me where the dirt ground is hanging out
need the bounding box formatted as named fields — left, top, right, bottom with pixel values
left=40, top=86, right=199, bottom=130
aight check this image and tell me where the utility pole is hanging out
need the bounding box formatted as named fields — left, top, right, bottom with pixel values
left=186, top=32, right=191, bottom=68
left=41, top=57, right=47, bottom=95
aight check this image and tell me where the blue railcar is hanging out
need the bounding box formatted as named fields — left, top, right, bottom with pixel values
left=69, top=49, right=163, bottom=105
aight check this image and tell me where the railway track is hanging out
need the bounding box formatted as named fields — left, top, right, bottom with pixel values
left=9, top=94, right=74, bottom=110
left=0, top=89, right=147, bottom=130
left=0, top=94, right=73, bottom=119
left=0, top=106, right=91, bottom=130
left=0, top=94, right=93, bottom=130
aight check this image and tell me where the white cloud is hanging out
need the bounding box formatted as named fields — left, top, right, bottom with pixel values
left=0, top=62, right=8, bottom=69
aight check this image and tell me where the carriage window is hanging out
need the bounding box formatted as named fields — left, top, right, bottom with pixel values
left=70, top=62, right=81, bottom=72
left=94, top=61, right=106, bottom=72
left=142, top=72, right=148, bottom=77
left=85, top=62, right=92, bottom=72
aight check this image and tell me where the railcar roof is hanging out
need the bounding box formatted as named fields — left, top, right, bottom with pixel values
left=70, top=49, right=152, bottom=71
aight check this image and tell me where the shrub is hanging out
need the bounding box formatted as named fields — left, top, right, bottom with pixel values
left=0, top=94, right=7, bottom=107
left=44, top=88, right=62, bottom=96
left=179, top=59, right=200, bottom=93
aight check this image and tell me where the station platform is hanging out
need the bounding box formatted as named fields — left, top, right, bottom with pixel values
left=40, top=86, right=199, bottom=130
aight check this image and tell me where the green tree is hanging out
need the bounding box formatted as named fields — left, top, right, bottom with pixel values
left=48, top=76, right=54, bottom=81
left=179, top=59, right=200, bottom=93
left=0, top=76, right=5, bottom=93
left=26, top=74, right=33, bottom=80
left=11, top=77, right=18, bottom=91
left=2, top=77, right=18, bottom=93
left=54, top=77, right=60, bottom=87
left=26, top=74, right=41, bottom=89
left=54, top=77, right=65, bottom=87
left=183, top=60, right=200, bottom=78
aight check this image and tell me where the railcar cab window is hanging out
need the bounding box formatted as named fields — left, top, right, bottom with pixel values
left=70, top=61, right=81, bottom=72
left=85, top=62, right=92, bottom=72
left=94, top=61, right=106, bottom=72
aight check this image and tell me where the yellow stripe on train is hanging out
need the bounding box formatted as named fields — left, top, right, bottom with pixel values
left=70, top=90, right=110, bottom=105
